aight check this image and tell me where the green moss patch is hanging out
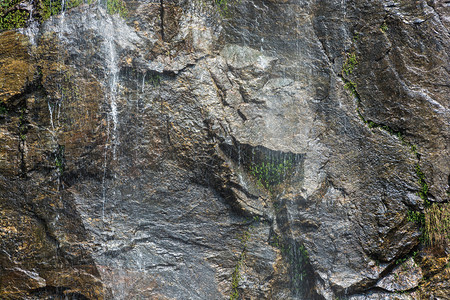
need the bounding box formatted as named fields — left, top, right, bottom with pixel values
left=0, top=0, right=87, bottom=31
left=0, top=9, right=29, bottom=30
left=250, top=158, right=293, bottom=191
left=106, top=0, right=128, bottom=18
left=342, top=52, right=358, bottom=76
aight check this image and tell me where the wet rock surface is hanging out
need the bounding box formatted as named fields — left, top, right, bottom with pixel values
left=0, top=0, right=448, bottom=299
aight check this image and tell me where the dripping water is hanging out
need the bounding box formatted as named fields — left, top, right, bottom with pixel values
left=48, top=102, right=55, bottom=132
left=20, top=0, right=39, bottom=45
left=102, top=116, right=111, bottom=223
left=107, top=37, right=119, bottom=160
left=99, top=8, right=122, bottom=223
left=141, top=73, right=146, bottom=93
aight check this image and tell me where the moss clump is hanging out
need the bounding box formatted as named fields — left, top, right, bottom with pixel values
left=0, top=9, right=29, bottom=30
left=0, top=0, right=22, bottom=16
left=407, top=210, right=425, bottom=225
left=215, top=0, right=229, bottom=16
left=39, top=0, right=62, bottom=21
left=380, top=22, right=388, bottom=33
left=55, top=144, right=65, bottom=173
left=416, top=164, right=429, bottom=206
left=230, top=229, right=250, bottom=300
left=39, top=0, right=85, bottom=21
left=249, top=158, right=293, bottom=191
left=1, top=0, right=21, bottom=9
left=0, top=0, right=86, bottom=31
left=212, top=0, right=239, bottom=17
left=344, top=80, right=358, bottom=98
left=106, top=0, right=128, bottom=18
left=342, top=52, right=358, bottom=76
left=18, top=107, right=27, bottom=141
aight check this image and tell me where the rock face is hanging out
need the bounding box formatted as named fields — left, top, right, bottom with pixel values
left=0, top=0, right=448, bottom=299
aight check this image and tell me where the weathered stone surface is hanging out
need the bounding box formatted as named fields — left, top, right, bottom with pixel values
left=376, top=257, right=422, bottom=292
left=418, top=253, right=450, bottom=299
left=0, top=0, right=448, bottom=299
left=0, top=31, right=36, bottom=103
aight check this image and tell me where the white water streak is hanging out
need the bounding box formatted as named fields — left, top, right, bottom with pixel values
left=48, top=102, right=55, bottom=132
left=107, top=33, right=119, bottom=160
left=101, top=13, right=121, bottom=221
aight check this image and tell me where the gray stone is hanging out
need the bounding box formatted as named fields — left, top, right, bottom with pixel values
left=0, top=0, right=448, bottom=299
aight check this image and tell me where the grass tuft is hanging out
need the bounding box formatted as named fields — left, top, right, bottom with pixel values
left=424, top=203, right=450, bottom=250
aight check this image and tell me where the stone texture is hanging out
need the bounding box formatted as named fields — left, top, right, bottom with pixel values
left=376, top=257, right=422, bottom=292
left=0, top=0, right=448, bottom=299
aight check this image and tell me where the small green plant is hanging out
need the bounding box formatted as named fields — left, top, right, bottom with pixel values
left=0, top=0, right=21, bottom=9
left=380, top=22, right=388, bottom=33
left=0, top=0, right=86, bottom=30
left=270, top=233, right=283, bottom=249
left=0, top=0, right=30, bottom=30
left=0, top=9, right=29, bottom=30
left=415, top=164, right=429, bottom=206
left=214, top=0, right=229, bottom=16
left=407, top=210, right=424, bottom=225
left=40, top=0, right=63, bottom=21
left=342, top=52, right=358, bottom=76
left=230, top=262, right=241, bottom=300
left=367, top=120, right=376, bottom=129
left=55, top=157, right=63, bottom=172
left=249, top=158, right=293, bottom=191
left=230, top=228, right=251, bottom=300
left=18, top=108, right=27, bottom=141
left=298, top=244, right=308, bottom=261
left=55, top=145, right=65, bottom=173
left=106, top=0, right=128, bottom=18
left=395, top=257, right=407, bottom=265
left=344, top=80, right=358, bottom=99
left=212, top=0, right=240, bottom=17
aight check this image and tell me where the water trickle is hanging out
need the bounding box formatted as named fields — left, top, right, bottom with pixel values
left=48, top=101, right=55, bottom=132
left=106, top=34, right=120, bottom=160
left=56, top=99, right=62, bottom=126
left=101, top=116, right=110, bottom=223
left=141, top=73, right=146, bottom=93
left=94, top=8, right=123, bottom=224
left=342, top=0, right=347, bottom=18
left=20, top=0, right=39, bottom=45
left=58, top=0, right=67, bottom=44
